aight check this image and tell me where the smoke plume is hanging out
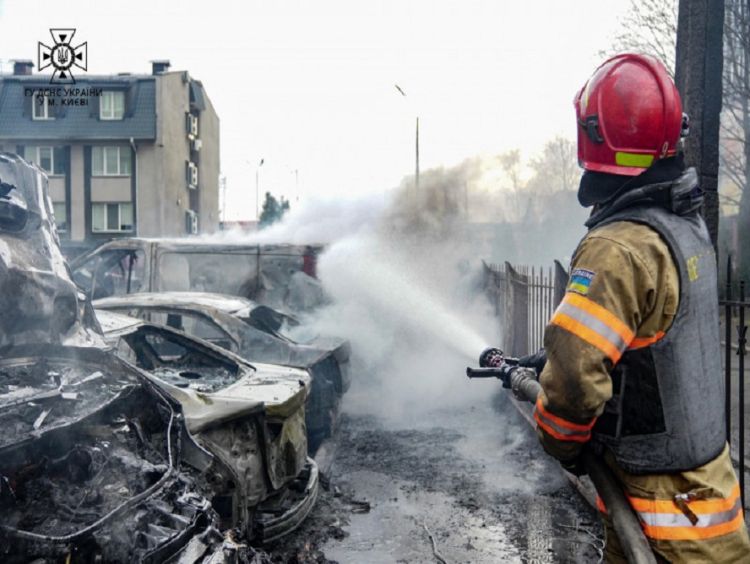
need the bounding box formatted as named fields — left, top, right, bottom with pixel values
left=231, top=149, right=588, bottom=425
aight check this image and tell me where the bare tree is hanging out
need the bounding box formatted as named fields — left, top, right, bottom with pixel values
left=604, top=0, right=750, bottom=270
left=604, top=0, right=678, bottom=75
left=498, top=149, right=523, bottom=191
left=723, top=0, right=750, bottom=273
left=526, top=137, right=581, bottom=194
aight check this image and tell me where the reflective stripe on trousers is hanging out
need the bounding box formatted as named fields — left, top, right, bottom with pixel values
left=596, top=484, right=745, bottom=541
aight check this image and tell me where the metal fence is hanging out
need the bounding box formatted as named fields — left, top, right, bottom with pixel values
left=721, top=256, right=749, bottom=508
left=482, top=261, right=568, bottom=355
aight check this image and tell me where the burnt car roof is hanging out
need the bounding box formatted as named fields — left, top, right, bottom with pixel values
left=70, top=237, right=324, bottom=268
left=94, top=307, right=145, bottom=334
left=94, top=291, right=256, bottom=315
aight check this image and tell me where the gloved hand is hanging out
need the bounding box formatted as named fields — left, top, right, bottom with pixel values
left=536, top=426, right=586, bottom=474
left=517, top=348, right=547, bottom=376
left=560, top=456, right=587, bottom=477
left=497, top=363, right=518, bottom=389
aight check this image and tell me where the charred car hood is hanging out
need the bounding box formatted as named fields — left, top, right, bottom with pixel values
left=97, top=310, right=312, bottom=493
left=145, top=360, right=310, bottom=434
left=97, top=309, right=311, bottom=432
left=0, top=345, right=216, bottom=563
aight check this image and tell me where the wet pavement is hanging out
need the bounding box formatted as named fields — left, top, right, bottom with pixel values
left=274, top=389, right=604, bottom=563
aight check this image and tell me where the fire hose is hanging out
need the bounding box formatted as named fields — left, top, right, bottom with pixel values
left=467, top=347, right=657, bottom=564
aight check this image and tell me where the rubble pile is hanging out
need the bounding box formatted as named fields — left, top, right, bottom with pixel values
left=0, top=350, right=216, bottom=563
left=0, top=360, right=128, bottom=448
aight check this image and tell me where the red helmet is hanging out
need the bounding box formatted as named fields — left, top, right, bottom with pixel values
left=574, top=54, right=684, bottom=176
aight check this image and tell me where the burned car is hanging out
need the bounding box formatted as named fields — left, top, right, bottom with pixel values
left=96, top=309, right=320, bottom=542
left=94, top=291, right=351, bottom=451
left=70, top=237, right=326, bottom=313
left=0, top=154, right=218, bottom=561
left=0, top=153, right=316, bottom=561
left=0, top=153, right=102, bottom=350
left=0, top=345, right=218, bottom=563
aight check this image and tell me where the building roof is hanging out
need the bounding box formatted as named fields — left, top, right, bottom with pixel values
left=0, top=74, right=157, bottom=141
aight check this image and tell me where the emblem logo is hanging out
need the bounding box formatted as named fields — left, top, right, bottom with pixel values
left=38, top=29, right=87, bottom=84
left=568, top=268, right=596, bottom=296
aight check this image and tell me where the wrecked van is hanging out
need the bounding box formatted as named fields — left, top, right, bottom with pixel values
left=94, top=291, right=351, bottom=451
left=70, top=237, right=326, bottom=313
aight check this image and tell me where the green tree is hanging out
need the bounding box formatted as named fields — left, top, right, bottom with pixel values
left=259, top=192, right=290, bottom=228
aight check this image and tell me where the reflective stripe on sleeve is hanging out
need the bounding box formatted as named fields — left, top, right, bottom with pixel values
left=549, top=293, right=634, bottom=363
left=533, top=397, right=596, bottom=443
left=628, top=331, right=666, bottom=350
left=598, top=485, right=745, bottom=541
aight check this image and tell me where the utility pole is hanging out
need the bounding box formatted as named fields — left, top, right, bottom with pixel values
left=396, top=84, right=420, bottom=203
left=675, top=0, right=725, bottom=251
left=220, top=174, right=227, bottom=223
left=255, top=158, right=264, bottom=221
left=415, top=117, right=420, bottom=198
left=294, top=168, right=299, bottom=202
left=464, top=181, right=469, bottom=219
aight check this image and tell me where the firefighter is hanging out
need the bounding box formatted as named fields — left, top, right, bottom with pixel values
left=534, top=53, right=750, bottom=562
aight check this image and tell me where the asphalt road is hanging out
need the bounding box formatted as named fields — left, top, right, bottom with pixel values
left=272, top=387, right=604, bottom=563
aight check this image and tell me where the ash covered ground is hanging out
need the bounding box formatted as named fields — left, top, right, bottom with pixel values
left=268, top=388, right=603, bottom=564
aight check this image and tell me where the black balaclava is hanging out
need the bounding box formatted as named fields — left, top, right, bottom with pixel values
left=578, top=153, right=686, bottom=208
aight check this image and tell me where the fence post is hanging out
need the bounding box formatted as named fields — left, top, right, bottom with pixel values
left=505, top=262, right=529, bottom=356
left=726, top=256, right=733, bottom=445
left=739, top=280, right=746, bottom=509
left=553, top=260, right=568, bottom=309
left=482, top=261, right=505, bottom=350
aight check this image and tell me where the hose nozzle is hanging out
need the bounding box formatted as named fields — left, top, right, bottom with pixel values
left=479, top=347, right=505, bottom=368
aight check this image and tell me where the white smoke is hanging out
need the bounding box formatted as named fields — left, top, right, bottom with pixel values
left=302, top=230, right=501, bottom=424
left=214, top=152, right=585, bottom=426
left=208, top=194, right=389, bottom=245
left=257, top=180, right=506, bottom=425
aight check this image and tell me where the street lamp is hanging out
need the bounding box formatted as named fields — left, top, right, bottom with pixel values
left=395, top=84, right=420, bottom=199
left=255, top=158, right=264, bottom=220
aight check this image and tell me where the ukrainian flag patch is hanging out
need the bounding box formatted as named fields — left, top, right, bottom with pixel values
left=568, top=268, right=595, bottom=295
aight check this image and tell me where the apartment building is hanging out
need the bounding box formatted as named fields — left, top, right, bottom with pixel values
left=0, top=60, right=219, bottom=254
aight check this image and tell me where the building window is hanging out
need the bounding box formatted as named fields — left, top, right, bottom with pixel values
left=92, top=202, right=133, bottom=232
left=23, top=146, right=65, bottom=175
left=32, top=93, right=54, bottom=120
left=185, top=209, right=198, bottom=234
left=52, top=201, right=67, bottom=232
left=92, top=146, right=131, bottom=176
left=186, top=161, right=198, bottom=189
left=185, top=112, right=199, bottom=138
left=100, top=91, right=125, bottom=120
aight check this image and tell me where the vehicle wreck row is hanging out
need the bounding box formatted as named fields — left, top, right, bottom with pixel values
left=0, top=153, right=337, bottom=562
left=93, top=291, right=351, bottom=452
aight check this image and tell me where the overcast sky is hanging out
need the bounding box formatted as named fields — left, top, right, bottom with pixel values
left=0, top=0, right=630, bottom=220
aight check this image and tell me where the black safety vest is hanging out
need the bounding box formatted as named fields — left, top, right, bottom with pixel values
left=586, top=199, right=725, bottom=474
